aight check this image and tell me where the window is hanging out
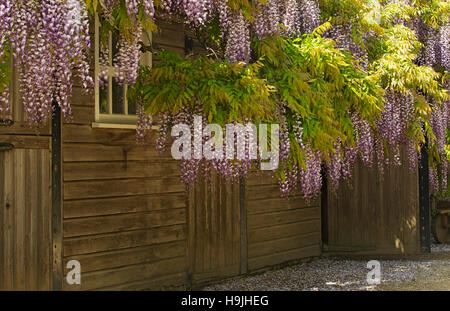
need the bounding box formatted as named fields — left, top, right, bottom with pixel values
left=94, top=15, right=152, bottom=128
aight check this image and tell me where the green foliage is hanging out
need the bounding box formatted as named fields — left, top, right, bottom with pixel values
left=418, top=0, right=450, bottom=28
left=131, top=28, right=385, bottom=169
left=369, top=24, right=448, bottom=159
left=380, top=1, right=417, bottom=28
left=128, top=51, right=276, bottom=126
left=254, top=31, right=384, bottom=165
left=85, top=0, right=157, bottom=43
left=319, top=0, right=371, bottom=24
left=446, top=128, right=450, bottom=162
left=0, top=43, right=10, bottom=93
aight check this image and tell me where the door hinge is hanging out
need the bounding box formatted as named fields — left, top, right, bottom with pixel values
left=0, top=142, right=14, bottom=151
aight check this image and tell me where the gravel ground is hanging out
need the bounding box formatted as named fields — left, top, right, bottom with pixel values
left=204, top=244, right=450, bottom=291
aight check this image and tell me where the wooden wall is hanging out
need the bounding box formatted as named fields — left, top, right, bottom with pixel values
left=246, top=171, right=322, bottom=272
left=60, top=18, right=324, bottom=291
left=3, top=18, right=423, bottom=291
left=327, top=150, right=420, bottom=255
left=61, top=21, right=190, bottom=290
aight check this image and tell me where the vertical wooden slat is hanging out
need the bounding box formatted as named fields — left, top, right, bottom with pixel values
left=3, top=150, right=13, bottom=290
left=194, top=180, right=203, bottom=273
left=217, top=174, right=225, bottom=270
left=0, top=151, right=4, bottom=289
left=25, top=150, right=36, bottom=290
left=225, top=181, right=232, bottom=266
left=233, top=183, right=240, bottom=267
left=210, top=174, right=217, bottom=271
left=204, top=176, right=210, bottom=271
left=40, top=149, right=52, bottom=289
left=14, top=149, right=26, bottom=290
left=239, top=178, right=247, bottom=274
left=187, top=184, right=195, bottom=286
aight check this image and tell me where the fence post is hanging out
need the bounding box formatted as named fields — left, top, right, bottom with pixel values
left=320, top=165, right=329, bottom=246
left=239, top=177, right=248, bottom=275
left=419, top=140, right=431, bottom=253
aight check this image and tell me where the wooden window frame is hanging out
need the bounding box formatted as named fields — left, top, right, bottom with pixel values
left=93, top=14, right=152, bottom=129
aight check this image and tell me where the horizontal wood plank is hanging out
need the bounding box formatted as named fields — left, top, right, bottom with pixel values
left=247, top=196, right=319, bottom=214
left=63, top=143, right=173, bottom=162
left=62, top=124, right=165, bottom=144
left=64, top=177, right=185, bottom=200
left=247, top=207, right=321, bottom=229
left=64, top=240, right=186, bottom=273
left=96, top=271, right=188, bottom=290
left=248, top=232, right=321, bottom=258
left=0, top=135, right=50, bottom=149
left=63, top=194, right=187, bottom=219
left=63, top=256, right=187, bottom=290
left=64, top=161, right=180, bottom=181
left=248, top=245, right=321, bottom=272
left=64, top=105, right=94, bottom=125
left=246, top=184, right=298, bottom=200
left=248, top=219, right=320, bottom=244
left=64, top=208, right=186, bottom=237
left=64, top=224, right=187, bottom=256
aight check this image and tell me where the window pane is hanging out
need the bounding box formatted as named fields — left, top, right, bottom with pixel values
left=112, top=30, right=120, bottom=59
left=99, top=84, right=108, bottom=114
left=112, top=79, right=125, bottom=114
left=128, top=98, right=137, bottom=115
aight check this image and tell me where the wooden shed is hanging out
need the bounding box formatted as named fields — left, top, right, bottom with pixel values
left=0, top=19, right=427, bottom=291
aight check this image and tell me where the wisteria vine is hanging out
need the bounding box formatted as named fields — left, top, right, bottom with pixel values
left=0, top=0, right=449, bottom=199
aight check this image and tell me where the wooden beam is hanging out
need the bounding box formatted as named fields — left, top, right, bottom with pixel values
left=419, top=140, right=431, bottom=253
left=51, top=100, right=63, bottom=290
left=239, top=178, right=247, bottom=275
left=320, top=165, right=328, bottom=245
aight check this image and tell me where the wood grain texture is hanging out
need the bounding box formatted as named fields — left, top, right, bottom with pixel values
left=187, top=175, right=242, bottom=285
left=0, top=146, right=52, bottom=290
left=60, top=21, right=191, bottom=291
left=59, top=20, right=325, bottom=290
left=245, top=171, right=321, bottom=273
left=327, top=148, right=420, bottom=255
left=0, top=66, right=50, bottom=136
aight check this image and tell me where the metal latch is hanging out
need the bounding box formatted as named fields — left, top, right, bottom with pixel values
left=0, top=119, right=14, bottom=127
left=0, top=142, right=14, bottom=151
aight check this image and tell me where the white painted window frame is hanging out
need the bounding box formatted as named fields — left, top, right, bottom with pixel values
left=93, top=14, right=152, bottom=129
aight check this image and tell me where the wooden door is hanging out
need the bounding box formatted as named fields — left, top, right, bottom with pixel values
left=188, top=174, right=242, bottom=285
left=0, top=135, right=52, bottom=290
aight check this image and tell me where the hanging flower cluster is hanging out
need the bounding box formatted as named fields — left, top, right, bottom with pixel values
left=0, top=86, right=9, bottom=120
left=0, top=0, right=92, bottom=123
left=97, top=0, right=155, bottom=86
left=0, top=0, right=448, bottom=198
left=225, top=10, right=251, bottom=63
left=154, top=106, right=261, bottom=184
left=372, top=0, right=450, bottom=193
